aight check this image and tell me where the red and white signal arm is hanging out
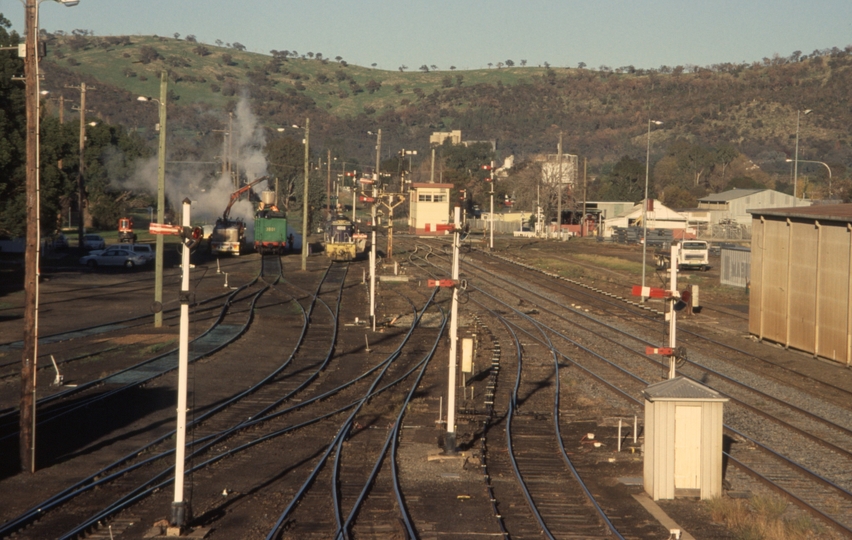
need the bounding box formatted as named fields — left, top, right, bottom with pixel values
left=631, top=285, right=674, bottom=298
left=481, top=164, right=492, bottom=170
left=646, top=346, right=674, bottom=356
left=149, top=223, right=183, bottom=236
left=427, top=279, right=457, bottom=287
left=358, top=177, right=375, bottom=185
left=434, top=223, right=454, bottom=232
left=359, top=196, right=375, bottom=203
left=345, top=171, right=356, bottom=177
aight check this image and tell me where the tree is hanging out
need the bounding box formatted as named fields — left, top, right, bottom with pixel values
left=419, top=65, right=429, bottom=72
left=520, top=59, right=527, bottom=67
left=450, top=65, right=456, bottom=70
left=173, top=32, right=180, bottom=40
left=487, top=63, right=493, bottom=69
left=221, top=53, right=234, bottom=66
left=365, top=79, right=382, bottom=94
left=335, top=56, right=343, bottom=62
left=714, top=143, right=739, bottom=184
left=371, top=63, right=377, bottom=68
left=598, top=156, right=645, bottom=201
left=232, top=42, right=246, bottom=51
left=505, top=59, right=514, bottom=67
left=185, top=35, right=197, bottom=43
left=193, top=45, right=211, bottom=57
left=215, top=39, right=223, bottom=47
left=430, top=64, right=438, bottom=71
left=138, top=45, right=161, bottom=64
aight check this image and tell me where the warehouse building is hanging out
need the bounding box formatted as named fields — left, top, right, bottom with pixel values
left=749, top=204, right=852, bottom=366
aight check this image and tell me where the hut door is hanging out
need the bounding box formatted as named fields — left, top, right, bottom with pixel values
left=674, top=406, right=701, bottom=490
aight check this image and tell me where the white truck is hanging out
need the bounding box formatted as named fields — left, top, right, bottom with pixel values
left=655, top=240, right=709, bottom=271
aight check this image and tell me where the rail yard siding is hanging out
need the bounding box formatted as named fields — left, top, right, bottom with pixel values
left=750, top=205, right=852, bottom=366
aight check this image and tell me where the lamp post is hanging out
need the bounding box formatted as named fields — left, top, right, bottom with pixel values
left=137, top=71, right=168, bottom=327
left=21, top=0, right=81, bottom=474
left=641, top=119, right=663, bottom=301
left=368, top=129, right=381, bottom=331
left=786, top=158, right=831, bottom=200
left=792, top=109, right=812, bottom=206
left=302, top=120, right=310, bottom=270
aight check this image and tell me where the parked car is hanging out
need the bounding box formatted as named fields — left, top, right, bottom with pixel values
left=80, top=246, right=147, bottom=269
left=87, top=243, right=154, bottom=263
left=82, top=234, right=106, bottom=250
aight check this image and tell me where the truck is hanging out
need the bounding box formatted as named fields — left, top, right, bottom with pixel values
left=655, top=240, right=709, bottom=271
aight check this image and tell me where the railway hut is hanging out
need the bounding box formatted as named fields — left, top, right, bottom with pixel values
left=749, top=204, right=852, bottom=366
left=642, top=377, right=728, bottom=501
left=409, top=183, right=453, bottom=235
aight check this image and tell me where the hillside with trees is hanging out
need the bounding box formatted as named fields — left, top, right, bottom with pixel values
left=2, top=19, right=851, bottom=237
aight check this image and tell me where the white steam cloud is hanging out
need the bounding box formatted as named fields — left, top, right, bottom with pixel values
left=125, top=95, right=270, bottom=236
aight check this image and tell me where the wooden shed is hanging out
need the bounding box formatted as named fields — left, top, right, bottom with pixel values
left=642, top=377, right=728, bottom=501
left=749, top=204, right=852, bottom=366
left=409, top=183, right=453, bottom=235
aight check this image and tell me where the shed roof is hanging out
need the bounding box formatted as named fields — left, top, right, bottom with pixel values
left=748, top=203, right=852, bottom=223
left=411, top=183, right=453, bottom=189
left=698, top=189, right=766, bottom=202
left=641, top=376, right=729, bottom=402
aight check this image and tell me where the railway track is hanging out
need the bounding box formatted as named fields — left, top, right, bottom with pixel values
left=404, top=238, right=852, bottom=537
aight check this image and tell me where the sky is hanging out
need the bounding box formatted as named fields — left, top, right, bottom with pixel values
left=4, top=0, right=852, bottom=72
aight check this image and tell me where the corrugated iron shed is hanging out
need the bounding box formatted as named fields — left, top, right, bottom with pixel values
left=749, top=203, right=852, bottom=366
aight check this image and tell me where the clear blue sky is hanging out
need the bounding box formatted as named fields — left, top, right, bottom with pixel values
left=6, top=0, right=852, bottom=71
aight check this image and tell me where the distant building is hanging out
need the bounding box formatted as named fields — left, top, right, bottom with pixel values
left=534, top=153, right=578, bottom=189
left=603, top=199, right=690, bottom=238
left=697, top=189, right=808, bottom=225
left=429, top=130, right=462, bottom=146
left=409, top=183, right=453, bottom=235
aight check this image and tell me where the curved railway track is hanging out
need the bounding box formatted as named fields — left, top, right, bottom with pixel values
left=405, top=238, right=852, bottom=537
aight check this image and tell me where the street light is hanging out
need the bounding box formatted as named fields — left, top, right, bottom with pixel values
left=792, top=109, right=812, bottom=207
left=288, top=121, right=310, bottom=270
left=641, top=119, right=663, bottom=301
left=137, top=71, right=168, bottom=327
left=786, top=158, right=831, bottom=200
left=21, top=0, right=81, bottom=474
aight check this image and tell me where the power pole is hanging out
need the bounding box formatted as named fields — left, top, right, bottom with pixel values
left=582, top=157, right=587, bottom=236
left=556, top=133, right=563, bottom=239
left=445, top=205, right=461, bottom=454
left=66, top=82, right=95, bottom=251
left=301, top=118, right=310, bottom=271
left=21, top=0, right=39, bottom=474
left=327, top=149, right=332, bottom=218
left=154, top=72, right=167, bottom=327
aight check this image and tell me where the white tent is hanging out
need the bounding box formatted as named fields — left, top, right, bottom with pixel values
left=603, top=199, right=689, bottom=238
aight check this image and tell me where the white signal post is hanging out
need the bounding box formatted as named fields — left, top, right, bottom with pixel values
left=482, top=163, right=495, bottom=250
left=667, top=242, right=679, bottom=379
left=173, top=198, right=193, bottom=528
left=148, top=199, right=195, bottom=529
left=370, top=181, right=377, bottom=331
left=446, top=206, right=462, bottom=454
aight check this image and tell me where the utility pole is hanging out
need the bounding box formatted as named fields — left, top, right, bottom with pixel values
left=227, top=112, right=234, bottom=188
left=430, top=147, right=436, bottom=183
left=370, top=183, right=377, bottom=331
left=154, top=72, right=167, bottom=327
left=668, top=243, right=680, bottom=379
left=21, top=0, right=39, bottom=474
left=381, top=193, right=404, bottom=259
left=301, top=118, right=310, bottom=271
left=327, top=149, right=332, bottom=218
left=556, top=133, right=563, bottom=240
left=582, top=157, right=587, bottom=236
left=67, top=81, right=95, bottom=251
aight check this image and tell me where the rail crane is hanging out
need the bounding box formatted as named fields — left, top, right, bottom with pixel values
left=209, top=176, right=267, bottom=256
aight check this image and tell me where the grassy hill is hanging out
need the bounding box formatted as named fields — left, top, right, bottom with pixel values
left=39, top=33, right=852, bottom=201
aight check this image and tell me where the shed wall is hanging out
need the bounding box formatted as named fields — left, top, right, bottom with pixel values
left=750, top=215, right=852, bottom=365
